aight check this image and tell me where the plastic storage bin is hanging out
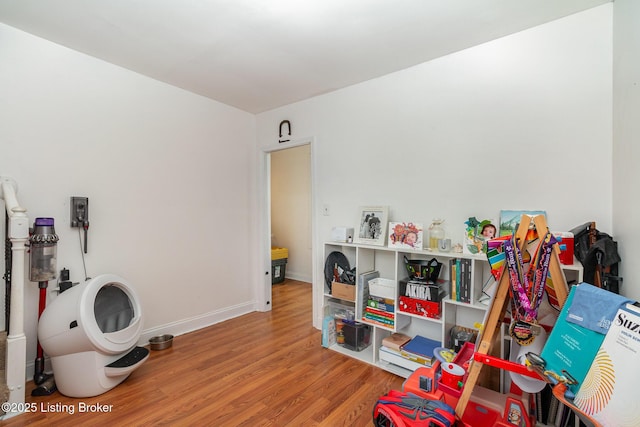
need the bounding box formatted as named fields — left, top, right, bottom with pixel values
left=368, top=278, right=396, bottom=300
left=325, top=300, right=355, bottom=321
left=271, top=246, right=288, bottom=284
left=337, top=321, right=371, bottom=352
left=271, top=246, right=288, bottom=260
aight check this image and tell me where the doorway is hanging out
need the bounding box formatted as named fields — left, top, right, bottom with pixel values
left=261, top=138, right=316, bottom=319
left=270, top=145, right=312, bottom=284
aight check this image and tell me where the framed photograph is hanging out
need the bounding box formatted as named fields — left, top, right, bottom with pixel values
left=354, top=206, right=389, bottom=246
left=388, top=222, right=424, bottom=250
left=499, top=210, right=546, bottom=237
left=464, top=217, right=498, bottom=254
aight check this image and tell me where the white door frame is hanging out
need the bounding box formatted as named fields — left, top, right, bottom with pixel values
left=258, top=137, right=320, bottom=327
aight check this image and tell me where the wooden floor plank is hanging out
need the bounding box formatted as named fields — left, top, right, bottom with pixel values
left=3, top=280, right=404, bottom=426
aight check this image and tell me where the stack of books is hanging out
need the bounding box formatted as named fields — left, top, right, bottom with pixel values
left=379, top=333, right=440, bottom=372
left=364, top=295, right=395, bottom=328
left=449, top=258, right=471, bottom=303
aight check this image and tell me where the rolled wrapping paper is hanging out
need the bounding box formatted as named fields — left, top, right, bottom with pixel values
left=509, top=326, right=548, bottom=393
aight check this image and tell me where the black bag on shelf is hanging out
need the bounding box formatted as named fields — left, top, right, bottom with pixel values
left=570, top=222, right=622, bottom=293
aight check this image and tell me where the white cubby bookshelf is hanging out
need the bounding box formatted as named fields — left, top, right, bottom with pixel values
left=322, top=241, right=583, bottom=379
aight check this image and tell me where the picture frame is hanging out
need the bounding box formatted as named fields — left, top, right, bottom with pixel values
left=464, top=217, right=498, bottom=254
left=354, top=206, right=389, bottom=246
left=499, top=210, right=546, bottom=237
left=388, top=222, right=424, bottom=250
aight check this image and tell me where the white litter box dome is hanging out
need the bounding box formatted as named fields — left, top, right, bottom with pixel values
left=38, top=274, right=148, bottom=397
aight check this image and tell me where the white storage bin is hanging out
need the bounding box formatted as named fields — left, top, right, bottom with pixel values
left=368, top=278, right=396, bottom=300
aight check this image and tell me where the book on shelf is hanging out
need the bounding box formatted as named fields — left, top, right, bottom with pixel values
left=398, top=348, right=435, bottom=367
left=364, top=309, right=394, bottom=326
left=378, top=346, right=424, bottom=372
left=356, top=271, right=378, bottom=320
left=449, top=258, right=458, bottom=301
left=449, top=258, right=471, bottom=303
left=459, top=258, right=471, bottom=303
left=554, top=401, right=569, bottom=427
left=535, top=389, right=543, bottom=424
left=365, top=306, right=394, bottom=319
left=399, top=335, right=440, bottom=366
left=536, top=384, right=553, bottom=425
left=367, top=297, right=394, bottom=313
left=364, top=315, right=394, bottom=326
left=368, top=294, right=395, bottom=305
left=365, top=318, right=395, bottom=328
left=381, top=333, right=411, bottom=352
left=364, top=314, right=394, bottom=324
left=364, top=304, right=395, bottom=326
left=456, top=259, right=462, bottom=301
left=547, top=392, right=560, bottom=426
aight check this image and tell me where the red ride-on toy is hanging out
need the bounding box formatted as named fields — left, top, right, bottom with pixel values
left=376, top=342, right=539, bottom=427
left=372, top=389, right=456, bottom=427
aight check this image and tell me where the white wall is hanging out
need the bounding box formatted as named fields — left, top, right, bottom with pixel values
left=612, top=0, right=640, bottom=303
left=0, top=23, right=258, bottom=371
left=271, top=144, right=312, bottom=282
left=256, top=5, right=614, bottom=327
left=1, top=2, right=629, bottom=378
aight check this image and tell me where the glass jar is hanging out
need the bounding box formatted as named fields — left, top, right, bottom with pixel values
left=428, top=219, right=445, bottom=250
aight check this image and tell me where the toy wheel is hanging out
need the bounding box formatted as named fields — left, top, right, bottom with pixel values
left=374, top=412, right=395, bottom=427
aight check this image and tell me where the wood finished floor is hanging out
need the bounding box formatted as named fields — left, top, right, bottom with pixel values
left=4, top=279, right=403, bottom=426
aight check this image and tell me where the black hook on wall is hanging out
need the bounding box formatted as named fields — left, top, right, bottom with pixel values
left=279, top=120, right=291, bottom=143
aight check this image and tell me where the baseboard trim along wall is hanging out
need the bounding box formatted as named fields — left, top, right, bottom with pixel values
left=23, top=301, right=257, bottom=382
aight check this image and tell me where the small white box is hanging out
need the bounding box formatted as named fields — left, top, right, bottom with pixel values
left=331, top=227, right=354, bottom=243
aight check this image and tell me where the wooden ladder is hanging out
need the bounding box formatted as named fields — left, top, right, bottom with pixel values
left=455, top=214, right=569, bottom=418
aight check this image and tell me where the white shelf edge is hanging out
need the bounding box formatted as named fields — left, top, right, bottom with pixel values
left=324, top=292, right=356, bottom=303
left=324, top=241, right=584, bottom=271
left=325, top=241, right=488, bottom=260
left=360, top=318, right=395, bottom=332
left=327, top=342, right=374, bottom=360
left=396, top=310, right=443, bottom=324
left=376, top=360, right=413, bottom=378
left=443, top=298, right=489, bottom=311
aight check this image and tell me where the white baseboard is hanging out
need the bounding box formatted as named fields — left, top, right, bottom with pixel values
left=138, top=301, right=256, bottom=345
left=24, top=301, right=258, bottom=381
left=284, top=272, right=312, bottom=283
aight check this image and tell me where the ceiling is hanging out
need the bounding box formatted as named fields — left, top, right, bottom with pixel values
left=0, top=0, right=610, bottom=113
